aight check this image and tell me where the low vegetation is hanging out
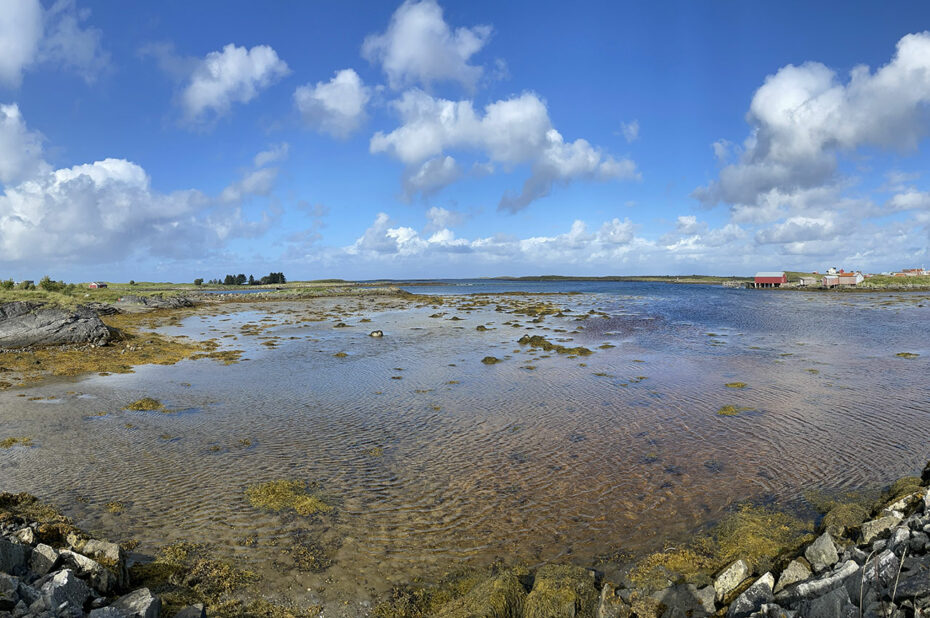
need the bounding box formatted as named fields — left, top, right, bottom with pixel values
left=517, top=334, right=593, bottom=356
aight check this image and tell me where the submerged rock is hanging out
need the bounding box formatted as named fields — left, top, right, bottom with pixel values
left=434, top=570, right=526, bottom=618
left=524, top=565, right=598, bottom=618
left=369, top=330, right=384, bottom=337
left=0, top=302, right=117, bottom=348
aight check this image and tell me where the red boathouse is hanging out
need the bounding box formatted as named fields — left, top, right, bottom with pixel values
left=753, top=272, right=787, bottom=288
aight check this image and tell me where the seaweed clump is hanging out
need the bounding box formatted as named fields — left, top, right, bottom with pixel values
left=245, top=480, right=334, bottom=517
left=129, top=542, right=266, bottom=616
left=629, top=503, right=812, bottom=592
left=517, top=335, right=592, bottom=356
left=0, top=436, right=33, bottom=448
left=125, top=398, right=164, bottom=411
left=374, top=567, right=525, bottom=618
left=481, top=356, right=502, bottom=365
left=724, top=382, right=747, bottom=389
left=717, top=405, right=753, bottom=417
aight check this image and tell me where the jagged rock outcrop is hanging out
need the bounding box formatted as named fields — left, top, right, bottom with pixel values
left=0, top=303, right=117, bottom=349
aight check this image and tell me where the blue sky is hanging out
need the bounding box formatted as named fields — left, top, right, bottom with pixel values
left=2, top=1, right=930, bottom=281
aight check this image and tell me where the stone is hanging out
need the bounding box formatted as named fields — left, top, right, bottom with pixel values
left=652, top=583, right=713, bottom=617
left=0, top=540, right=27, bottom=575
left=173, top=605, right=206, bottom=618
left=861, top=515, right=903, bottom=544
left=89, top=608, right=129, bottom=617
left=40, top=570, right=90, bottom=614
left=110, top=588, right=160, bottom=618
left=524, top=565, right=598, bottom=618
left=435, top=570, right=526, bottom=618
left=368, top=330, right=384, bottom=337
left=890, top=555, right=930, bottom=606
left=0, top=302, right=117, bottom=348
left=13, top=529, right=34, bottom=546
left=751, top=603, right=792, bottom=617
left=29, top=544, right=58, bottom=577
left=82, top=540, right=128, bottom=588
left=890, top=526, right=911, bottom=552
left=805, top=533, right=839, bottom=573
left=796, top=587, right=856, bottom=618
left=695, top=586, right=716, bottom=614
left=596, top=582, right=631, bottom=618
left=774, top=558, right=811, bottom=593
left=775, top=560, right=858, bottom=605
left=59, top=550, right=117, bottom=595
left=714, top=560, right=751, bottom=603
left=0, top=573, right=17, bottom=611
left=727, top=572, right=774, bottom=618
left=910, top=531, right=929, bottom=553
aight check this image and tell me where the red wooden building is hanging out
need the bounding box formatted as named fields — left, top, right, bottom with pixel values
left=753, top=272, right=787, bottom=288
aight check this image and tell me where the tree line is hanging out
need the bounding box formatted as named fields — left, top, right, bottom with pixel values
left=197, top=272, right=287, bottom=286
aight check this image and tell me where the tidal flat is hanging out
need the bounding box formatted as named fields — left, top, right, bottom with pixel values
left=1, top=281, right=928, bottom=615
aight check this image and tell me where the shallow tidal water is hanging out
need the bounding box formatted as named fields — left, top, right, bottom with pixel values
left=1, top=281, right=929, bottom=613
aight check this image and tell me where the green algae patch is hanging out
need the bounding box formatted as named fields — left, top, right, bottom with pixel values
left=717, top=405, right=753, bottom=417
left=820, top=503, right=870, bottom=537
left=630, top=504, right=812, bottom=591
left=435, top=570, right=527, bottom=618
left=517, top=334, right=592, bottom=356
left=374, top=566, right=526, bottom=618
left=129, top=541, right=262, bottom=617
left=724, top=382, right=747, bottom=389
left=125, top=398, right=164, bottom=411
left=189, top=349, right=243, bottom=364
left=482, top=356, right=502, bottom=365
left=524, top=564, right=597, bottom=618
left=245, top=480, right=334, bottom=517
left=883, top=476, right=923, bottom=504
left=896, top=352, right=920, bottom=359
left=0, top=436, right=33, bottom=448
left=104, top=501, right=125, bottom=514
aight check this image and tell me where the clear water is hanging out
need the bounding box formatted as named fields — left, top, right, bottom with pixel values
left=1, top=282, right=928, bottom=613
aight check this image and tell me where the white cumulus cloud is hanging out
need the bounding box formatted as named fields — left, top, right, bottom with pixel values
left=0, top=103, right=49, bottom=185
left=362, top=0, right=491, bottom=91
left=371, top=89, right=638, bottom=211
left=294, top=68, right=371, bottom=138
left=0, top=0, right=106, bottom=87
left=181, top=43, right=290, bottom=122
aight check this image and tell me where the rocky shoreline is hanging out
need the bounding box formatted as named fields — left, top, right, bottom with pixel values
left=3, top=465, right=930, bottom=617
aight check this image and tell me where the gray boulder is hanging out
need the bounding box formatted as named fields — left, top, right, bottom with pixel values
left=714, top=559, right=751, bottom=603
left=173, top=604, right=206, bottom=618
left=796, top=587, right=856, bottom=618
left=0, top=573, right=17, bottom=611
left=89, top=608, right=130, bottom=617
left=0, top=539, right=27, bottom=575
left=774, top=558, right=811, bottom=594
left=652, top=583, right=714, bottom=617
left=775, top=560, right=858, bottom=605
left=41, top=569, right=90, bottom=613
left=59, top=550, right=117, bottom=596
left=804, top=533, right=839, bottom=573
left=29, top=544, right=58, bottom=577
left=110, top=588, right=161, bottom=618
left=82, top=539, right=128, bottom=588
left=116, top=295, right=192, bottom=309
left=727, top=573, right=774, bottom=618
left=861, top=515, right=903, bottom=544
left=0, top=302, right=116, bottom=348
